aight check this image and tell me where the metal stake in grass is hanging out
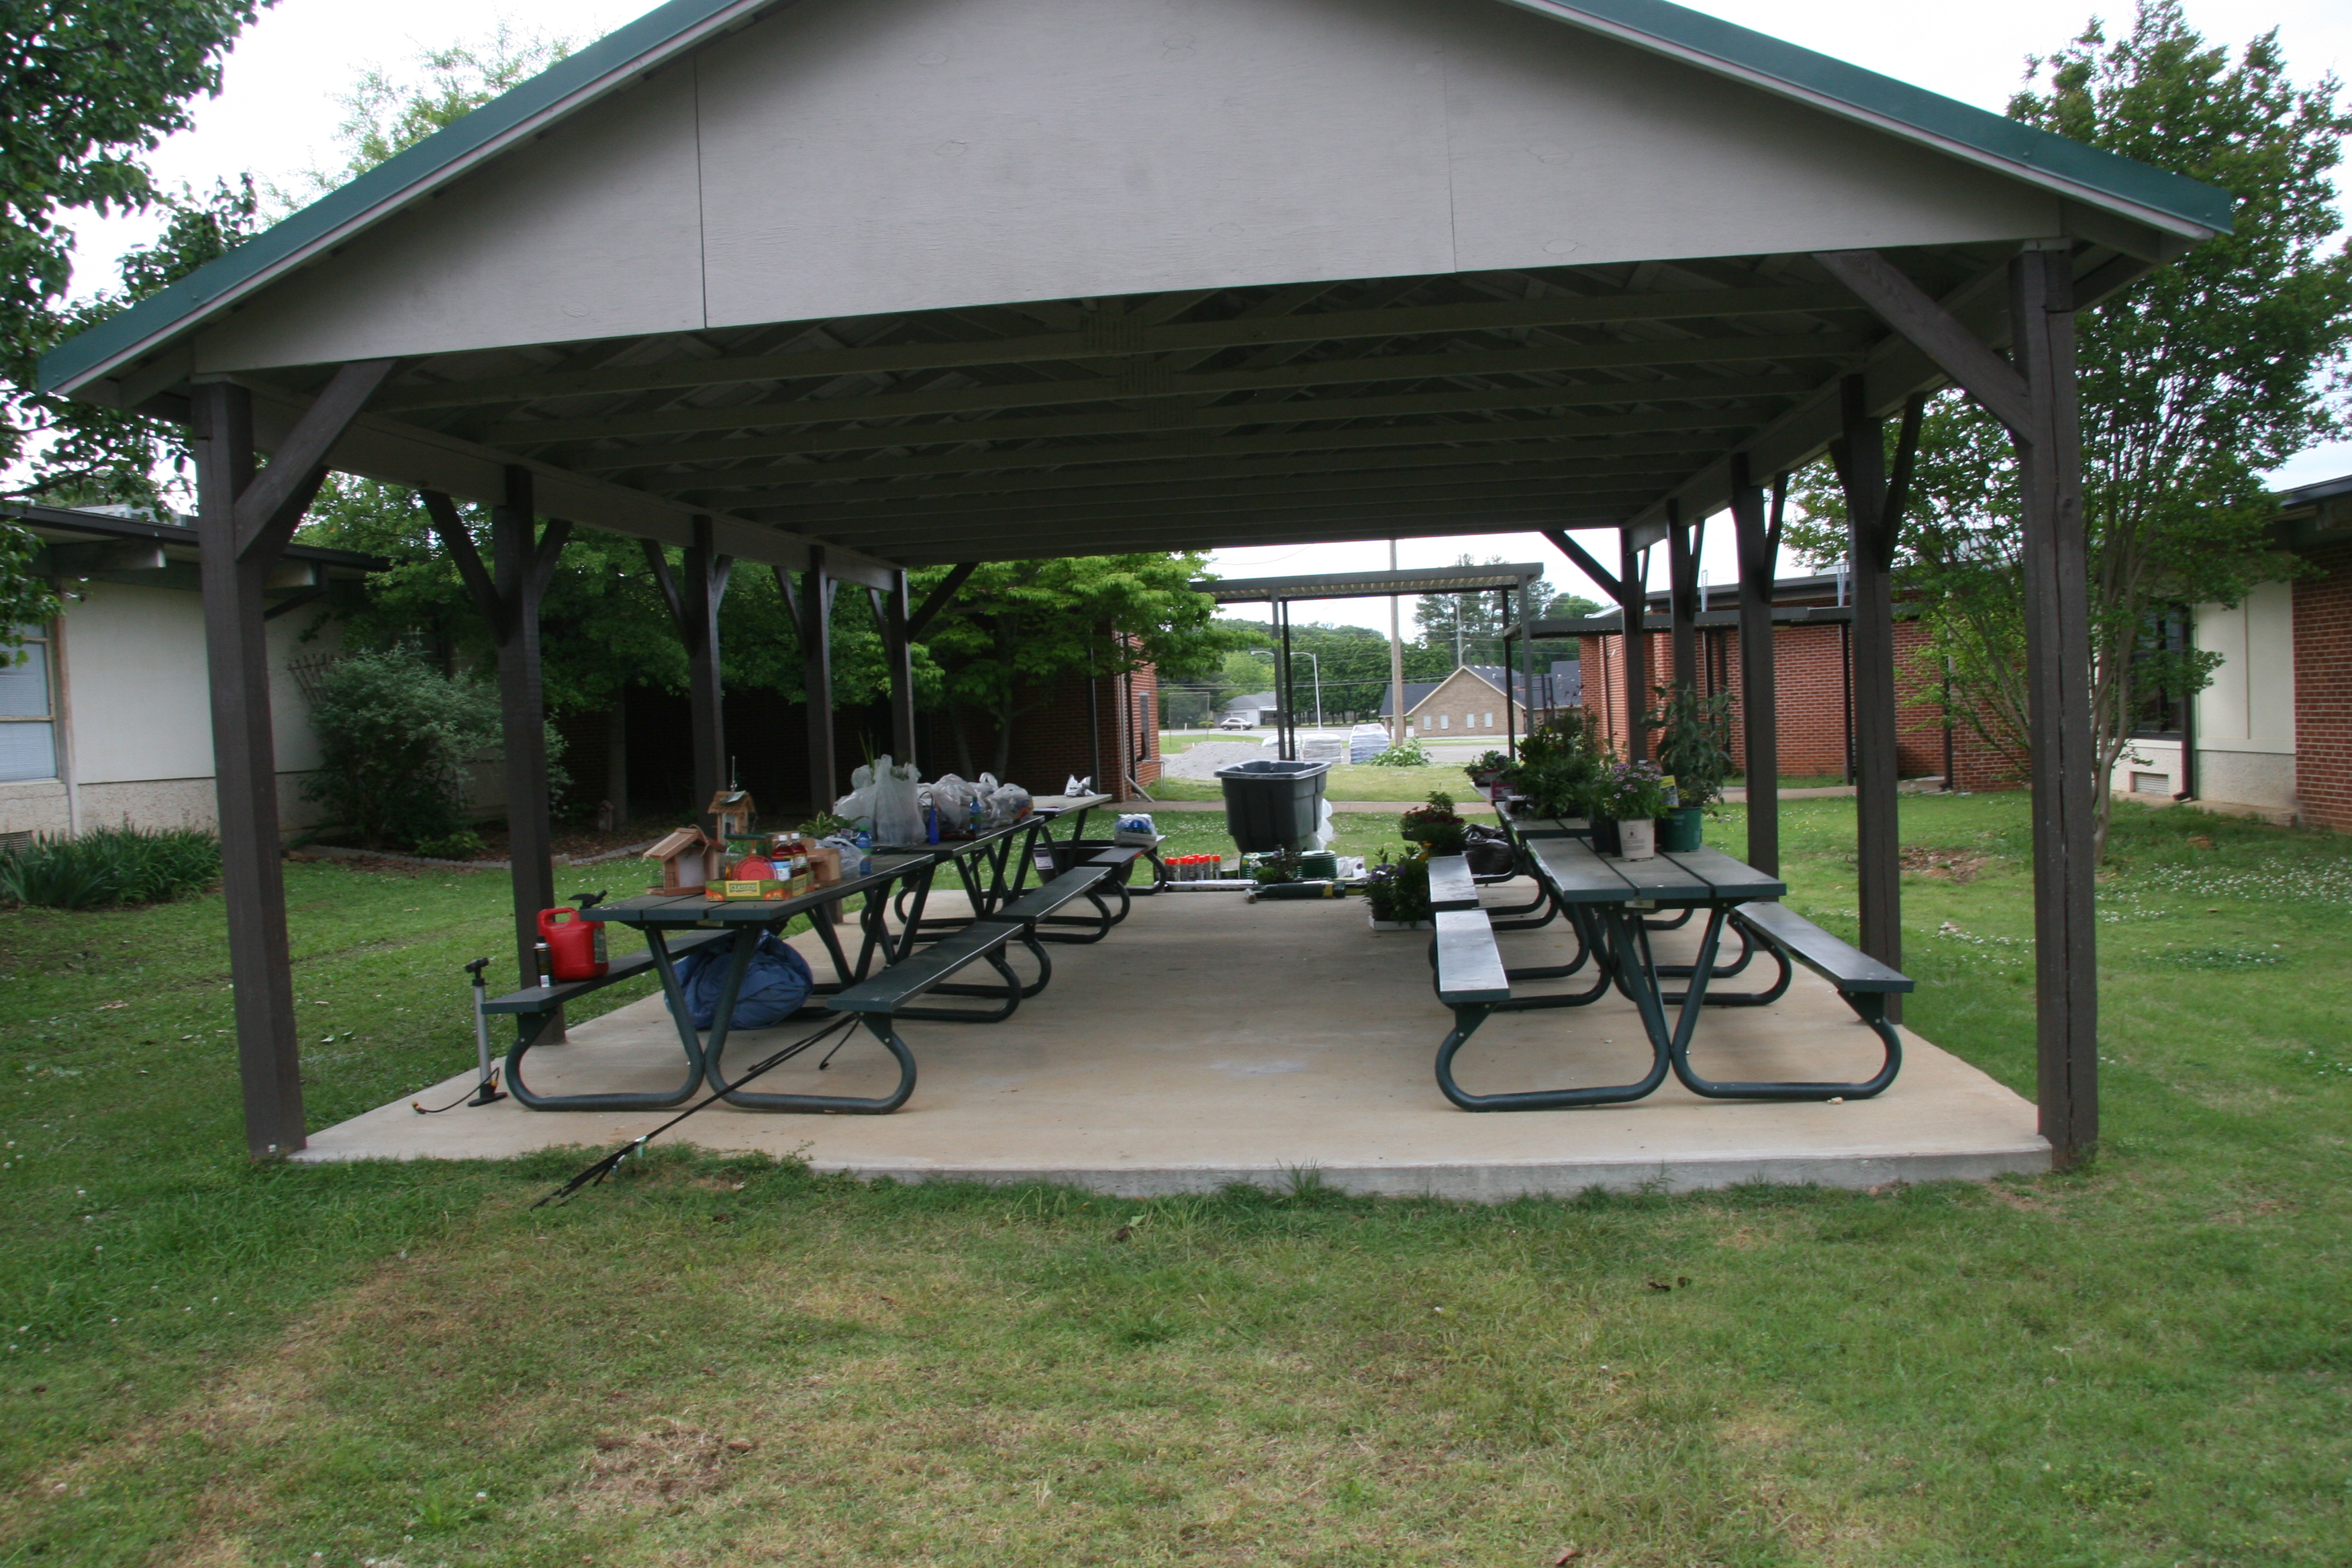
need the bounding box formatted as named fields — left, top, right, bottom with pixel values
left=532, top=1014, right=861, bottom=1208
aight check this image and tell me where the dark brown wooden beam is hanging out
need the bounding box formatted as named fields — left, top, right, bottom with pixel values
left=1830, top=375, right=1910, bottom=1010
left=2010, top=245, right=2098, bottom=1165
left=1617, top=532, right=1651, bottom=762
left=834, top=507, right=1633, bottom=562
left=421, top=489, right=509, bottom=638
left=491, top=333, right=1870, bottom=447
left=785, top=481, right=1665, bottom=546
left=491, top=466, right=560, bottom=997
left=1667, top=501, right=1698, bottom=693
left=382, top=286, right=1865, bottom=413
left=682, top=517, right=732, bottom=825
left=648, top=419, right=1753, bottom=500
left=570, top=376, right=1811, bottom=471
left=884, top=569, right=918, bottom=763
left=738, top=459, right=1692, bottom=530
left=906, top=561, right=977, bottom=640
left=230, top=359, right=396, bottom=561
left=1539, top=530, right=1625, bottom=601
left=1812, top=250, right=2033, bottom=434
left=1730, top=456, right=1780, bottom=875
left=193, top=381, right=305, bottom=1159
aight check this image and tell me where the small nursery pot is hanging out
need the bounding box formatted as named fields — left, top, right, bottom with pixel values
left=1617, top=817, right=1657, bottom=861
left=1658, top=805, right=1704, bottom=853
left=1588, top=817, right=1623, bottom=857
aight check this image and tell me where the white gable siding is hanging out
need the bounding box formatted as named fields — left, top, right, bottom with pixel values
left=189, top=0, right=2067, bottom=373
left=193, top=70, right=707, bottom=371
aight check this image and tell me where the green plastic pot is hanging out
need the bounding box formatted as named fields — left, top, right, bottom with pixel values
left=1658, top=805, right=1704, bottom=852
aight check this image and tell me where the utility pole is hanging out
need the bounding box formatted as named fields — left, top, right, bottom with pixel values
left=1387, top=540, right=1408, bottom=746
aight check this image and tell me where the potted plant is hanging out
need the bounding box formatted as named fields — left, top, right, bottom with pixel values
left=1643, top=685, right=1734, bottom=852
left=1398, top=791, right=1469, bottom=854
left=1511, top=710, right=1609, bottom=822
left=1591, top=760, right=1672, bottom=859
left=1365, top=848, right=1433, bottom=928
left=1466, top=749, right=1514, bottom=803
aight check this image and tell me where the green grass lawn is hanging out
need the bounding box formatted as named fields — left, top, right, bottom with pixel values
left=2, top=797, right=2348, bottom=1565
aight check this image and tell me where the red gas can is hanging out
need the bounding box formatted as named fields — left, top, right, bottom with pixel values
left=538, top=907, right=608, bottom=982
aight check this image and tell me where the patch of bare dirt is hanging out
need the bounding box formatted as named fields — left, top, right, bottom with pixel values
left=1900, top=847, right=1990, bottom=883
left=571, top=1418, right=748, bottom=1514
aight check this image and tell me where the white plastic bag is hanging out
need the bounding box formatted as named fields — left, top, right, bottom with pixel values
left=832, top=762, right=880, bottom=832
left=871, top=756, right=925, bottom=846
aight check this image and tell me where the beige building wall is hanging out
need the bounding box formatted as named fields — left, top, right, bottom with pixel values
left=0, top=581, right=336, bottom=842
left=1406, top=669, right=1520, bottom=738
left=2109, top=581, right=2298, bottom=816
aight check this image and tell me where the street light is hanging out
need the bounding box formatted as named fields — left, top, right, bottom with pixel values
left=1252, top=647, right=1323, bottom=730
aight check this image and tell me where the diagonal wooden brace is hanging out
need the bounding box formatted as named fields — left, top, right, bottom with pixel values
left=231, top=359, right=396, bottom=562
left=1811, top=250, right=2035, bottom=436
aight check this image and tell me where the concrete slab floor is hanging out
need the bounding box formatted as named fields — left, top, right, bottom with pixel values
left=299, top=887, right=2049, bottom=1199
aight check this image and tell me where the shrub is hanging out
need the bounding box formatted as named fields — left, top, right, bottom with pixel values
left=1364, top=849, right=1431, bottom=924
left=0, top=826, right=221, bottom=909
left=1368, top=738, right=1431, bottom=767
left=412, top=830, right=485, bottom=861
left=302, top=649, right=501, bottom=850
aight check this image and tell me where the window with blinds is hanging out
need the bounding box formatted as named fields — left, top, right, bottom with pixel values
left=0, top=625, right=58, bottom=783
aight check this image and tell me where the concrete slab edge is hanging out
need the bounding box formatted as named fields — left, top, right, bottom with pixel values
left=791, top=1145, right=2053, bottom=1199
left=293, top=1138, right=2051, bottom=1199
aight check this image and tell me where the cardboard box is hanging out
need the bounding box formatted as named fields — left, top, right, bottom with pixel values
left=705, top=871, right=813, bottom=902
left=806, top=843, right=842, bottom=886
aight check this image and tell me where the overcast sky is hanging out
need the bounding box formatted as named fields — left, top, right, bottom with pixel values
left=56, top=0, right=2352, bottom=629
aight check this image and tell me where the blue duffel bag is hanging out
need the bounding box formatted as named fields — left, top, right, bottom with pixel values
left=665, top=931, right=816, bottom=1030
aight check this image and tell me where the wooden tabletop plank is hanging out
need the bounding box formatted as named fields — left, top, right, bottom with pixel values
left=1660, top=844, right=1787, bottom=902
left=1603, top=850, right=1714, bottom=901
left=1528, top=838, right=1640, bottom=903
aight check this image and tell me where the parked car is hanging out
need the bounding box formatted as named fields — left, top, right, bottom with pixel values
left=1218, top=713, right=1256, bottom=730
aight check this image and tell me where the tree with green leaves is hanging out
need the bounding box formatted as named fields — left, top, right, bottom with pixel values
left=1, top=0, right=273, bottom=651
left=917, top=555, right=1228, bottom=776
left=1412, top=557, right=1597, bottom=671
left=1792, top=3, right=2350, bottom=852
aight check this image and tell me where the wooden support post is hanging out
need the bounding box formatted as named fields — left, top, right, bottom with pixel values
left=194, top=383, right=303, bottom=1158
left=1518, top=581, right=1536, bottom=730
left=682, top=516, right=731, bottom=820
left=1830, top=377, right=1922, bottom=1016
left=1730, top=457, right=1780, bottom=875
left=1816, top=241, right=2100, bottom=1161
left=884, top=569, right=918, bottom=763
left=1617, top=533, right=1649, bottom=761
left=490, top=469, right=567, bottom=995
left=193, top=361, right=392, bottom=1158
left=638, top=522, right=732, bottom=825
left=1667, top=501, right=1698, bottom=695
left=800, top=548, right=836, bottom=812
left=1500, top=588, right=1517, bottom=756
left=2013, top=246, right=2098, bottom=1163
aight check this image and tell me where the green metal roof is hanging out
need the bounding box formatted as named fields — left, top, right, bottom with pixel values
left=42, top=0, right=2233, bottom=397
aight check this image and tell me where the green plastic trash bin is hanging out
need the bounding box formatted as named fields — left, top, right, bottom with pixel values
left=1215, top=758, right=1333, bottom=852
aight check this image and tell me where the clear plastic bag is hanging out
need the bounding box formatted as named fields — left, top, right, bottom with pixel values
left=985, top=783, right=1032, bottom=827
left=871, top=756, right=925, bottom=846
left=928, top=773, right=978, bottom=834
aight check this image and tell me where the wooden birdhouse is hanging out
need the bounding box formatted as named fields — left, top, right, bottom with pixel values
left=642, top=826, right=713, bottom=894
left=705, top=788, right=756, bottom=839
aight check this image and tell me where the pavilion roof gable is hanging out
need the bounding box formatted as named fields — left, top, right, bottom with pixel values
left=43, top=0, right=2231, bottom=399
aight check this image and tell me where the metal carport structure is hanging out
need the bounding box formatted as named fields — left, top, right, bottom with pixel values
left=42, top=0, right=2232, bottom=1166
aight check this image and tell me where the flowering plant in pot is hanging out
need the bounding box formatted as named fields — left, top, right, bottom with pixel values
left=1465, top=749, right=1514, bottom=799
left=1365, top=848, right=1433, bottom=926
left=1398, top=791, right=1469, bottom=854
left=1591, top=761, right=1671, bottom=859
left=1643, top=684, right=1734, bottom=852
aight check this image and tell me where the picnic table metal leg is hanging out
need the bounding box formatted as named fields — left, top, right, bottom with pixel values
left=501, top=926, right=711, bottom=1112
left=1657, top=914, right=1794, bottom=1007
left=708, top=1014, right=918, bottom=1114
left=1433, top=908, right=1669, bottom=1110
left=1655, top=911, right=1898, bottom=1100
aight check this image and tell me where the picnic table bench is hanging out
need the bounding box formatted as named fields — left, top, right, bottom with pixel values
left=1430, top=839, right=1910, bottom=1110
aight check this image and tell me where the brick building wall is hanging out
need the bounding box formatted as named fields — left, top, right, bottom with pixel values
left=2292, top=540, right=2352, bottom=831
left=1577, top=618, right=2020, bottom=789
